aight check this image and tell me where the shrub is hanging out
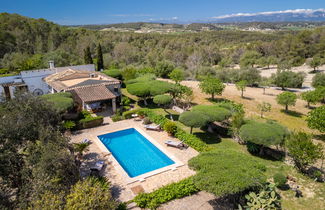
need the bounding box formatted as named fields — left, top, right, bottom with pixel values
left=78, top=116, right=103, bottom=129
left=243, top=183, right=280, bottom=209
left=111, top=114, right=123, bottom=122
left=41, top=92, right=74, bottom=113
left=133, top=177, right=199, bottom=209
left=142, top=109, right=210, bottom=152
left=286, top=132, right=323, bottom=172
left=122, top=109, right=140, bottom=119
left=273, top=173, right=287, bottom=188
left=142, top=117, right=151, bottom=125
left=179, top=111, right=209, bottom=134
left=312, top=72, right=325, bottom=88
left=102, top=69, right=122, bottom=79
left=153, top=95, right=172, bottom=106
left=163, top=121, right=178, bottom=136
left=63, top=120, right=76, bottom=130
left=307, top=105, right=325, bottom=132
left=191, top=105, right=232, bottom=122
left=189, top=149, right=266, bottom=197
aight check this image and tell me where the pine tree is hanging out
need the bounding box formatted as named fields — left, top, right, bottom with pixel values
left=96, top=43, right=104, bottom=71
left=83, top=46, right=93, bottom=64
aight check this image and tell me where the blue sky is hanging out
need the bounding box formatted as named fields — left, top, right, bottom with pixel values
left=1, top=0, right=324, bottom=25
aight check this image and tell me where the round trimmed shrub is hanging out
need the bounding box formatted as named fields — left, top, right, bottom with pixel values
left=153, top=95, right=172, bottom=106
left=179, top=111, right=209, bottom=134
left=273, top=173, right=287, bottom=188
left=103, top=69, right=122, bottom=79
left=191, top=105, right=232, bottom=122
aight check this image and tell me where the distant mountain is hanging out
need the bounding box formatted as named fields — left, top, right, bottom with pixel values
left=209, top=9, right=325, bottom=23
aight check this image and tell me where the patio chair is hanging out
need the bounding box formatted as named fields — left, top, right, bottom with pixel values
left=82, top=138, right=91, bottom=144
left=144, top=124, right=161, bottom=131
left=165, top=140, right=186, bottom=149
left=90, top=160, right=105, bottom=176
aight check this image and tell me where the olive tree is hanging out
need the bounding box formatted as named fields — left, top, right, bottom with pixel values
left=257, top=102, right=271, bottom=118
left=286, top=132, right=323, bottom=172
left=153, top=94, right=173, bottom=119
left=179, top=111, right=209, bottom=134
left=236, top=80, right=248, bottom=98
left=307, top=105, right=325, bottom=132
left=308, top=56, right=322, bottom=72
left=276, top=91, right=297, bottom=111
left=169, top=68, right=185, bottom=84
left=312, top=72, right=325, bottom=88
left=199, top=77, right=225, bottom=100
left=301, top=91, right=320, bottom=108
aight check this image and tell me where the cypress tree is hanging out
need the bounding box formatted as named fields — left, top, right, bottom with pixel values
left=83, top=46, right=93, bottom=64
left=96, top=43, right=104, bottom=71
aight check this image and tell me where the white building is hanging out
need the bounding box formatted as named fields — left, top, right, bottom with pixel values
left=0, top=62, right=95, bottom=100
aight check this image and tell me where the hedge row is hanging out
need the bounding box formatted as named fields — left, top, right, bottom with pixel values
left=78, top=116, right=104, bottom=129
left=133, top=177, right=199, bottom=209
left=141, top=109, right=211, bottom=152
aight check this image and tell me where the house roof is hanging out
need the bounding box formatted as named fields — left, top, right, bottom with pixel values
left=72, top=85, right=117, bottom=103
left=44, top=69, right=119, bottom=92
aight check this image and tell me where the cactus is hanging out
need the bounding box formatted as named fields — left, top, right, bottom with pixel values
left=244, top=183, right=280, bottom=209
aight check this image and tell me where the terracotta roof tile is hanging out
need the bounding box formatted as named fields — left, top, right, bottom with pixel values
left=72, top=86, right=117, bottom=103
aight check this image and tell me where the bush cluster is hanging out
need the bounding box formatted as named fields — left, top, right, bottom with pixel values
left=142, top=109, right=211, bottom=152
left=273, top=173, right=287, bottom=188
left=77, top=110, right=104, bottom=129
left=133, top=177, right=199, bottom=209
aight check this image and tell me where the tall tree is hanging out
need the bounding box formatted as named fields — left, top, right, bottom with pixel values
left=96, top=43, right=104, bottom=71
left=236, top=80, right=248, bottom=98
left=83, top=46, right=93, bottom=64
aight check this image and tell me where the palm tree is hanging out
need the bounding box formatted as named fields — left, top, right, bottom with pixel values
left=74, top=142, right=90, bottom=160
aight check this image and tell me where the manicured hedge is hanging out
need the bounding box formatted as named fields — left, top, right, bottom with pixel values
left=41, top=92, right=74, bottom=113
left=189, top=149, right=266, bottom=197
left=78, top=116, right=103, bottom=129
left=122, top=109, right=141, bottom=119
left=141, top=109, right=211, bottom=152
left=133, top=177, right=199, bottom=209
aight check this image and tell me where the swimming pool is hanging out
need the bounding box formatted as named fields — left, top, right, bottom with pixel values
left=98, top=128, right=175, bottom=178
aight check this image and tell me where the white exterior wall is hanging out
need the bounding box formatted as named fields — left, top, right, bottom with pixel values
left=0, top=64, right=95, bottom=99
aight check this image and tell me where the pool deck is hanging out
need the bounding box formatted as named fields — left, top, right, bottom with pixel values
left=70, top=118, right=199, bottom=202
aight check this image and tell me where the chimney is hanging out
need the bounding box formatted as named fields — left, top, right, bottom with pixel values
left=48, top=60, right=55, bottom=69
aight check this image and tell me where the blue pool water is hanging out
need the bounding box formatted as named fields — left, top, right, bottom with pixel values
left=98, top=128, right=175, bottom=178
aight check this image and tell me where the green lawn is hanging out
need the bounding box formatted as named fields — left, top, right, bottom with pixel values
left=123, top=88, right=325, bottom=210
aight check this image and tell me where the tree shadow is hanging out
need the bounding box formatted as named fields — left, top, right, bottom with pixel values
left=111, top=184, right=124, bottom=199
left=193, top=130, right=221, bottom=145
left=280, top=110, right=303, bottom=118
left=242, top=96, right=254, bottom=100
left=164, top=113, right=179, bottom=121
left=313, top=134, right=325, bottom=142
left=207, top=98, right=231, bottom=104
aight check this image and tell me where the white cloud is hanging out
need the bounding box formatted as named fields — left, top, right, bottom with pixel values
left=212, top=8, right=325, bottom=19
left=110, top=14, right=153, bottom=17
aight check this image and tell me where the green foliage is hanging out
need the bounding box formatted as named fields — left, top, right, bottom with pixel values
left=163, top=121, right=178, bottom=136
left=133, top=177, right=199, bottom=209
left=41, top=92, right=74, bottom=113
left=73, top=142, right=90, bottom=157
left=272, top=70, right=305, bottom=89
left=189, top=149, right=266, bottom=197
left=142, top=109, right=210, bottom=151
left=306, top=105, right=325, bottom=132
left=308, top=56, right=322, bottom=71
left=66, top=177, right=117, bottom=210
left=83, top=46, right=93, bottom=64
left=122, top=109, right=140, bottom=119
left=243, top=183, right=280, bottom=209
left=121, top=66, right=137, bottom=81
left=238, top=68, right=261, bottom=86
left=179, top=111, right=209, bottom=133
left=102, top=69, right=122, bottom=79
left=312, top=73, right=325, bottom=88
left=125, top=73, right=156, bottom=84
left=240, top=51, right=261, bottom=68
left=153, top=95, right=172, bottom=106
left=301, top=90, right=320, bottom=108
left=236, top=80, right=248, bottom=98
left=199, top=76, right=225, bottom=99
left=155, top=60, right=175, bottom=78
left=257, top=102, right=271, bottom=118
left=96, top=43, right=104, bottom=71
left=239, top=121, right=288, bottom=147
left=191, top=105, right=232, bottom=122
left=273, top=173, right=287, bottom=188
left=169, top=68, right=185, bottom=83
left=63, top=120, right=76, bottom=130
left=276, top=91, right=297, bottom=111
left=78, top=115, right=104, bottom=129
left=286, top=132, right=323, bottom=172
